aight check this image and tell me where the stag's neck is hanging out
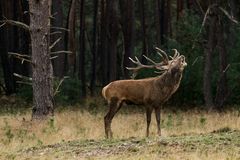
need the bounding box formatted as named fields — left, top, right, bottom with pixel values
left=156, top=70, right=183, bottom=87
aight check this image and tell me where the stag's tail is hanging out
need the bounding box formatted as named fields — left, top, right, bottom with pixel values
left=102, top=85, right=108, bottom=99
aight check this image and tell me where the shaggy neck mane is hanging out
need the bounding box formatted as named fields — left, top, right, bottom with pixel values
left=156, top=69, right=183, bottom=87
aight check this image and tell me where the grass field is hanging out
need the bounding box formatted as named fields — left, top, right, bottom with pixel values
left=0, top=100, right=240, bottom=159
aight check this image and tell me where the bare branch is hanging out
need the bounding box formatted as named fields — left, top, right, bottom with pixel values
left=223, top=64, right=230, bottom=73
left=0, top=22, right=6, bottom=28
left=8, top=52, right=30, bottom=58
left=0, top=83, right=7, bottom=93
left=54, top=76, right=69, bottom=96
left=192, top=4, right=238, bottom=49
left=50, top=37, right=62, bottom=50
left=50, top=56, right=58, bottom=60
left=219, top=7, right=238, bottom=24
left=51, top=26, right=70, bottom=32
left=8, top=52, right=33, bottom=64
left=192, top=4, right=216, bottom=49
left=14, top=73, right=32, bottom=81
left=50, top=31, right=62, bottom=35
left=0, top=20, right=29, bottom=31
left=50, top=51, right=72, bottom=55
left=16, top=81, right=32, bottom=85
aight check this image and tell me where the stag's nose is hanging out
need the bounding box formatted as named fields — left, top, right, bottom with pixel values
left=180, top=55, right=187, bottom=67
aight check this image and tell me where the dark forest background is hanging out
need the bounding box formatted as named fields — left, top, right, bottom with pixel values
left=0, top=0, right=240, bottom=110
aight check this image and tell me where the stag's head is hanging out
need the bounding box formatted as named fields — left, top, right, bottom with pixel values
left=158, top=48, right=187, bottom=74
left=126, top=47, right=187, bottom=77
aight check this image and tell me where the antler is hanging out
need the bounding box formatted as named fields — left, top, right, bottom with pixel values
left=127, top=48, right=178, bottom=78
left=126, top=56, right=154, bottom=71
left=171, top=49, right=180, bottom=60
left=155, top=47, right=169, bottom=64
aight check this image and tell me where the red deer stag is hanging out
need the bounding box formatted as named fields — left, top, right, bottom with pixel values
left=102, top=48, right=187, bottom=138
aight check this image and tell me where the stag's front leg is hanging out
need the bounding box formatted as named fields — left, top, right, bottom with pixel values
left=146, top=106, right=153, bottom=137
left=155, top=107, right=161, bottom=136
left=104, top=98, right=122, bottom=138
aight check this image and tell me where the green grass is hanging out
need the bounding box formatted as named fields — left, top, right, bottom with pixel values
left=4, top=129, right=239, bottom=160
left=0, top=97, right=240, bottom=159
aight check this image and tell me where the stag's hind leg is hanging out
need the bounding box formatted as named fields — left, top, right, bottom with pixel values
left=104, top=97, right=122, bottom=138
left=146, top=106, right=153, bottom=137
left=155, top=107, right=161, bottom=136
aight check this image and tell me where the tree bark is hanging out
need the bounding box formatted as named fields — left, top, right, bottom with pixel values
left=51, top=0, right=65, bottom=78
left=0, top=0, right=16, bottom=95
left=140, top=0, right=148, bottom=64
left=90, top=0, right=99, bottom=96
left=19, top=0, right=30, bottom=77
left=99, top=0, right=108, bottom=86
left=67, top=0, right=77, bottom=74
left=177, top=0, right=184, bottom=21
left=166, top=0, right=172, bottom=38
left=229, top=0, right=238, bottom=20
left=160, top=0, right=165, bottom=44
left=215, top=16, right=228, bottom=109
left=156, top=0, right=161, bottom=47
left=29, top=0, right=54, bottom=119
left=120, top=0, right=134, bottom=79
left=79, top=0, right=86, bottom=97
left=106, top=0, right=119, bottom=82
left=203, top=11, right=217, bottom=108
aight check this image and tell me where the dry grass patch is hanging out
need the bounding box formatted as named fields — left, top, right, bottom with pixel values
left=0, top=107, right=240, bottom=159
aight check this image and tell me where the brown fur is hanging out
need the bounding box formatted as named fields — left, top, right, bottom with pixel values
left=102, top=55, right=187, bottom=138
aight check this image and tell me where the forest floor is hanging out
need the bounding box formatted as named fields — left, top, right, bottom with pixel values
left=0, top=97, right=240, bottom=159
left=12, top=129, right=240, bottom=160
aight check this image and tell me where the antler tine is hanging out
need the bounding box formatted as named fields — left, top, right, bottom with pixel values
left=154, top=70, right=165, bottom=74
left=171, top=49, right=180, bottom=59
left=143, top=55, right=158, bottom=65
left=128, top=56, right=138, bottom=64
left=126, top=56, right=154, bottom=72
left=155, top=47, right=169, bottom=63
left=126, top=56, right=154, bottom=78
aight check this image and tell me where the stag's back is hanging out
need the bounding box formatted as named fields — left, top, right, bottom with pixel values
left=102, top=78, right=156, bottom=104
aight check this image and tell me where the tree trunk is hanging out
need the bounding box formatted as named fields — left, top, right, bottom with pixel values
left=177, top=0, right=184, bottom=21
left=90, top=0, right=99, bottom=96
left=0, top=1, right=16, bottom=95
left=229, top=0, right=238, bottom=20
left=120, top=0, right=134, bottom=79
left=67, top=0, right=77, bottom=75
left=186, top=0, right=194, bottom=9
left=140, top=0, right=148, bottom=64
left=160, top=0, right=165, bottom=45
left=79, top=0, right=86, bottom=97
left=203, top=12, right=217, bottom=108
left=51, top=0, right=65, bottom=78
left=106, top=0, right=118, bottom=82
left=99, top=0, right=108, bottom=86
left=19, top=0, right=30, bottom=77
left=29, top=0, right=54, bottom=119
left=156, top=0, right=161, bottom=47
left=166, top=0, right=172, bottom=38
left=215, top=17, right=228, bottom=109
